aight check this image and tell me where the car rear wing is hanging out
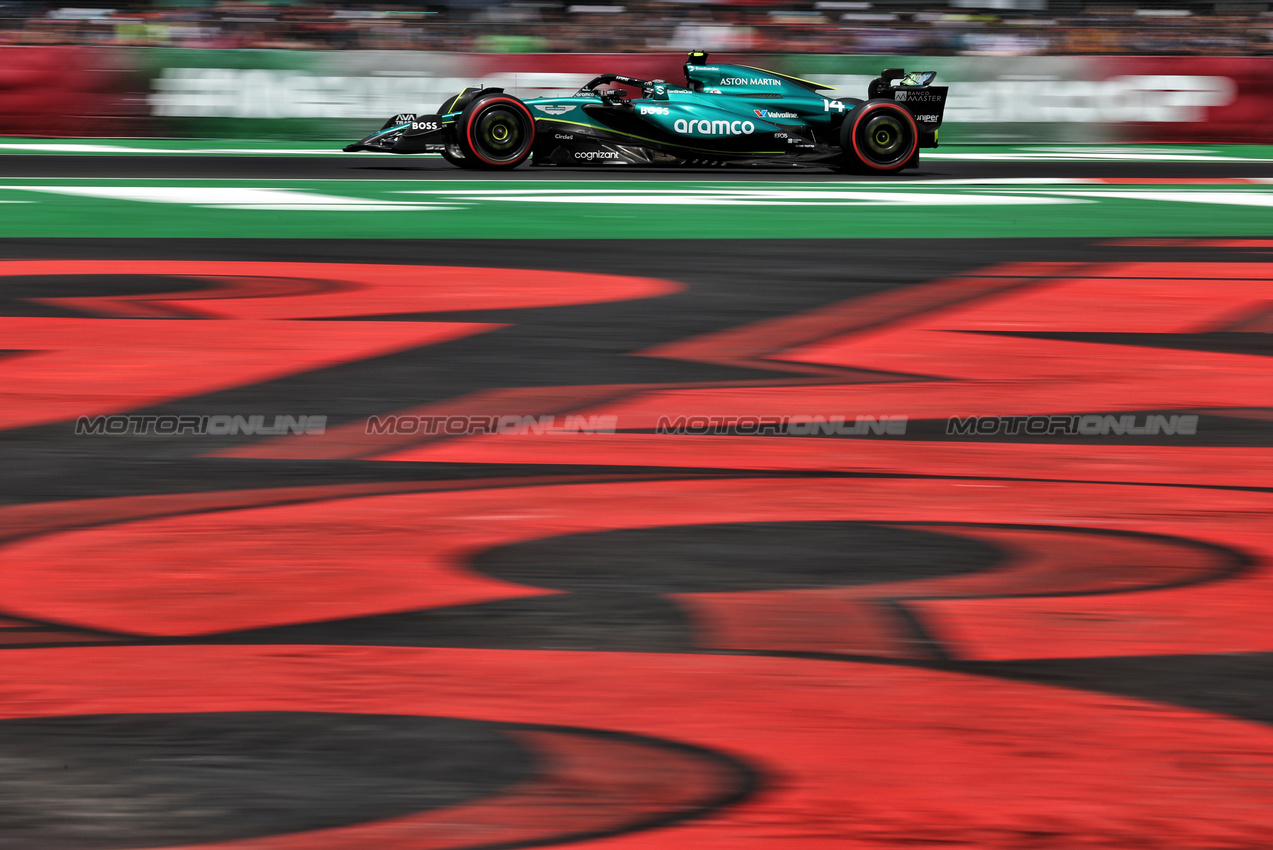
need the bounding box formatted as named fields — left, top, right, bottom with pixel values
left=869, top=68, right=948, bottom=133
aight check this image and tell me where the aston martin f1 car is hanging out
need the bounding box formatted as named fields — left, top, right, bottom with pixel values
left=343, top=51, right=948, bottom=174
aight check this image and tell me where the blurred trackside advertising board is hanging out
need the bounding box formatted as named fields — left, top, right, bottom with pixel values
left=140, top=51, right=695, bottom=140
left=0, top=47, right=146, bottom=137
left=0, top=47, right=1269, bottom=143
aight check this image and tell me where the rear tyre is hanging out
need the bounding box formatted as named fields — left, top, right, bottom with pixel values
left=838, top=101, right=918, bottom=175
left=456, top=94, right=536, bottom=170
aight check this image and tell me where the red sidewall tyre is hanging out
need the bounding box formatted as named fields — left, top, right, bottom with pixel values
left=458, top=95, right=536, bottom=170
left=841, top=101, right=919, bottom=174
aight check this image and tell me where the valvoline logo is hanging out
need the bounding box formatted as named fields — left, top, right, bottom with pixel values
left=754, top=109, right=798, bottom=120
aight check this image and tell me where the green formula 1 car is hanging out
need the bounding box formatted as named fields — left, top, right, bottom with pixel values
left=344, top=51, right=948, bottom=174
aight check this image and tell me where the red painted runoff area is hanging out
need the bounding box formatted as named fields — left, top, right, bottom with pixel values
left=2, top=251, right=1271, bottom=848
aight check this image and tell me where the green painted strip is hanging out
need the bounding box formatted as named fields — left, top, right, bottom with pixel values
left=4, top=178, right=1273, bottom=239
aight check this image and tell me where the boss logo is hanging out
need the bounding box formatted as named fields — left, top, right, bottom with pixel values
left=411, top=122, right=439, bottom=131
left=639, top=106, right=670, bottom=115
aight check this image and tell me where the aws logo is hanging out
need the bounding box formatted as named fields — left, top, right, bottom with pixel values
left=674, top=118, right=756, bottom=136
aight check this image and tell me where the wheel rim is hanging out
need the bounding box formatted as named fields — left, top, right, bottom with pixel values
left=472, top=105, right=530, bottom=163
left=857, top=110, right=914, bottom=167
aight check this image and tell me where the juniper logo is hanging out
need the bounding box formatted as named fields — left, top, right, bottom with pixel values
left=75, top=414, right=327, bottom=436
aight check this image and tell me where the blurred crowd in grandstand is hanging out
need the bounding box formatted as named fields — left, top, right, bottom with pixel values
left=1, top=0, right=1270, bottom=54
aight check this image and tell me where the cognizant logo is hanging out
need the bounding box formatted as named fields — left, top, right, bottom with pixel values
left=674, top=118, right=755, bottom=135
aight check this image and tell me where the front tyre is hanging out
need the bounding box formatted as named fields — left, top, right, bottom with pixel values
left=456, top=95, right=536, bottom=170
left=839, top=101, right=918, bottom=174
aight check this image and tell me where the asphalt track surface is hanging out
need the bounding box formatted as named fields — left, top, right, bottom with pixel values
left=3, top=152, right=1273, bottom=849
left=5, top=152, right=1273, bottom=180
